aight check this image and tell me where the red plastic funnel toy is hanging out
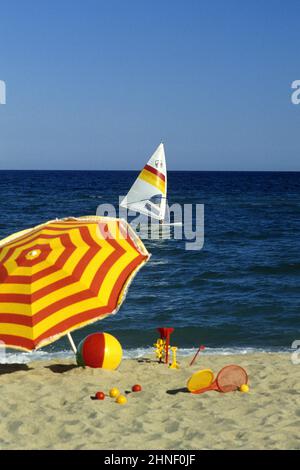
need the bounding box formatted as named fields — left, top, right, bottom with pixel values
left=157, top=327, right=174, bottom=364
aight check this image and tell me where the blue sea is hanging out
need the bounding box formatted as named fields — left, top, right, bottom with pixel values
left=0, top=170, right=299, bottom=361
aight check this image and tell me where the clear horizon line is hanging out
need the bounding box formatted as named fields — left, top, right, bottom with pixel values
left=0, top=169, right=299, bottom=173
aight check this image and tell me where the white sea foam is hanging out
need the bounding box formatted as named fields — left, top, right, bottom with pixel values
left=0, top=346, right=290, bottom=364
left=148, top=260, right=169, bottom=266
left=123, top=346, right=290, bottom=358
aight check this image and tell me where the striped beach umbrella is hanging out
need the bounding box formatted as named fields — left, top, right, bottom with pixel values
left=0, top=216, right=150, bottom=351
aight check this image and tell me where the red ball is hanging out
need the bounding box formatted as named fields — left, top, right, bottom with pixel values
left=95, top=391, right=105, bottom=400
left=132, top=384, right=142, bottom=392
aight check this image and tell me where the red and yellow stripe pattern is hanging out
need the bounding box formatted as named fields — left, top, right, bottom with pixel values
left=139, top=164, right=166, bottom=194
left=0, top=217, right=150, bottom=351
left=76, top=332, right=123, bottom=369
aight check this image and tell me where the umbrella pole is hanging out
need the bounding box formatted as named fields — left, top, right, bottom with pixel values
left=67, top=332, right=77, bottom=354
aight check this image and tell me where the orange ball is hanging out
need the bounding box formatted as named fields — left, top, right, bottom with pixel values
left=132, top=384, right=142, bottom=392
left=95, top=391, right=105, bottom=400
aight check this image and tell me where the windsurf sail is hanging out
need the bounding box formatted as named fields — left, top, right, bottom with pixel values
left=120, top=143, right=167, bottom=221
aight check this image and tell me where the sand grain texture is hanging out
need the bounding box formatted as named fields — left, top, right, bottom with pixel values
left=0, top=353, right=299, bottom=450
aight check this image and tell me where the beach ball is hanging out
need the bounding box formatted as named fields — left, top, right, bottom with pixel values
left=76, top=332, right=123, bottom=370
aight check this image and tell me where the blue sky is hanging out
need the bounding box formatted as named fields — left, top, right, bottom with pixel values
left=0, top=0, right=299, bottom=170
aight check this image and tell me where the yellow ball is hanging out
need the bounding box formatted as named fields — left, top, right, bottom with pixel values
left=109, top=387, right=120, bottom=398
left=239, top=384, right=249, bottom=393
left=116, top=395, right=127, bottom=405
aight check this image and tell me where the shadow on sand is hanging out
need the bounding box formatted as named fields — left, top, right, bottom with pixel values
left=0, top=364, right=32, bottom=375
left=137, top=358, right=158, bottom=364
left=45, top=364, right=78, bottom=374
left=166, top=387, right=189, bottom=395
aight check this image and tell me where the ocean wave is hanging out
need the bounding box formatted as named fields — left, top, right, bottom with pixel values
left=148, top=260, right=169, bottom=266
left=0, top=346, right=290, bottom=364
left=124, top=346, right=290, bottom=357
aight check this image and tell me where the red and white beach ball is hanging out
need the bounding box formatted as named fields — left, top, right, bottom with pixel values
left=76, top=332, right=123, bottom=370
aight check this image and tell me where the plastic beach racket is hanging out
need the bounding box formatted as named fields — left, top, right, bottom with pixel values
left=187, top=369, right=214, bottom=393
left=191, top=365, right=248, bottom=394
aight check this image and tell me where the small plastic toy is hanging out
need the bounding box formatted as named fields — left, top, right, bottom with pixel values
left=131, top=384, right=142, bottom=392
left=109, top=387, right=120, bottom=398
left=157, top=328, right=174, bottom=364
left=169, top=346, right=179, bottom=369
left=95, top=391, right=105, bottom=400
left=116, top=395, right=127, bottom=405
left=239, top=384, right=249, bottom=393
left=76, top=332, right=123, bottom=369
left=187, top=369, right=214, bottom=392
left=187, top=365, right=248, bottom=394
left=153, top=338, right=165, bottom=363
left=189, top=345, right=205, bottom=366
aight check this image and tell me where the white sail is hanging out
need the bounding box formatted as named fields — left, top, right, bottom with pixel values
left=120, top=143, right=167, bottom=221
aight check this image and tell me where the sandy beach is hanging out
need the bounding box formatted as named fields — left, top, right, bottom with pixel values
left=0, top=352, right=299, bottom=450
